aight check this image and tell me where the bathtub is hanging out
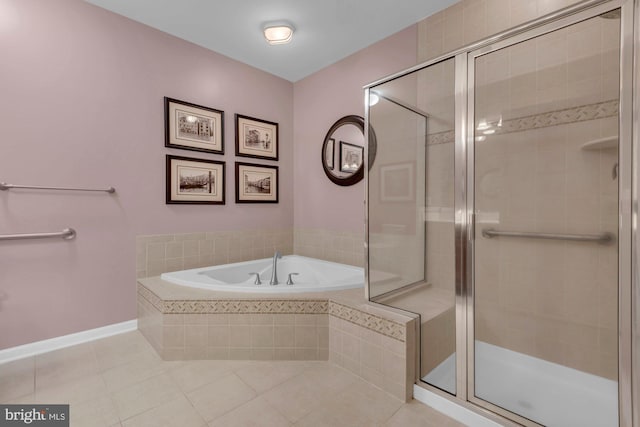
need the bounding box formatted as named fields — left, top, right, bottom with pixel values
left=160, top=255, right=364, bottom=293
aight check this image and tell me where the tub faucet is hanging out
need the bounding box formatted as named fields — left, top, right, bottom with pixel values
left=270, top=251, right=282, bottom=285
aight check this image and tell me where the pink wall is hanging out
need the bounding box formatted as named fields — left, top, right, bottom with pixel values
left=0, top=0, right=417, bottom=349
left=0, top=0, right=293, bottom=349
left=292, top=26, right=417, bottom=232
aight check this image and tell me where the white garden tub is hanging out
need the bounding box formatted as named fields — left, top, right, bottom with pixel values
left=160, top=255, right=364, bottom=293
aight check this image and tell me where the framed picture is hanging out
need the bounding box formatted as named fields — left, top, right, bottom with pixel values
left=325, top=138, right=335, bottom=170
left=235, top=114, right=279, bottom=160
left=380, top=163, right=414, bottom=202
left=235, top=162, right=278, bottom=203
left=339, top=141, right=363, bottom=173
left=166, top=155, right=225, bottom=204
left=165, top=97, right=224, bottom=154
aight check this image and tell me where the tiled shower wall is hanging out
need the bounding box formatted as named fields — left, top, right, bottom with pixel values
left=416, top=0, right=620, bottom=379
left=417, top=0, right=584, bottom=63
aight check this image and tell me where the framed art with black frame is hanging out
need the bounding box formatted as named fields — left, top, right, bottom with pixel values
left=235, top=162, right=278, bottom=203
left=165, top=97, right=224, bottom=154
left=166, top=155, right=225, bottom=204
left=235, top=114, right=279, bottom=160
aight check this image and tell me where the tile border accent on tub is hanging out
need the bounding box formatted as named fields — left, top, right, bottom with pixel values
left=329, top=301, right=406, bottom=342
left=137, top=283, right=406, bottom=341
left=137, top=284, right=327, bottom=314
left=137, top=283, right=164, bottom=312
left=426, top=99, right=618, bottom=146
left=163, top=299, right=329, bottom=314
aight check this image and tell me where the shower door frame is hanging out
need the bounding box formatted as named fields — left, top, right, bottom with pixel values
left=364, top=0, right=637, bottom=425
left=464, top=0, right=634, bottom=425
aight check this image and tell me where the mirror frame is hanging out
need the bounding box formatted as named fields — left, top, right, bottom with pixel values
left=321, top=115, right=377, bottom=186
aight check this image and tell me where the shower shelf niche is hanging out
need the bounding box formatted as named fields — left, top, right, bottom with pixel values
left=580, top=135, right=618, bottom=151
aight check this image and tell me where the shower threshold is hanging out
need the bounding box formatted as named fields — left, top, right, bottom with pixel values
left=423, top=341, right=618, bottom=427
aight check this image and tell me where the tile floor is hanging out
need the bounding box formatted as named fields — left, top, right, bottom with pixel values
left=0, top=331, right=464, bottom=426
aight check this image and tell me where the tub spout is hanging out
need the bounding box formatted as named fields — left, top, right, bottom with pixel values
left=270, top=251, right=282, bottom=285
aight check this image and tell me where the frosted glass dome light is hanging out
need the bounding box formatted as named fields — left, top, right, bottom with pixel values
left=263, top=24, right=294, bottom=45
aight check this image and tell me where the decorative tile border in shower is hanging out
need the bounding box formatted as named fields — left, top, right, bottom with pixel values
left=426, top=99, right=618, bottom=145
left=136, top=228, right=294, bottom=278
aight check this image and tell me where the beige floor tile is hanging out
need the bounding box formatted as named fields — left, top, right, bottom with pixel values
left=294, top=408, right=380, bottom=427
left=102, top=354, right=167, bottom=392
left=384, top=400, right=466, bottom=427
left=325, top=378, right=403, bottom=423
left=35, top=343, right=100, bottom=391
left=93, top=331, right=159, bottom=371
left=261, top=375, right=329, bottom=423
left=35, top=373, right=108, bottom=405
left=186, top=373, right=257, bottom=421
left=294, top=378, right=401, bottom=427
left=70, top=395, right=120, bottom=427
left=121, top=395, right=206, bottom=427
left=299, top=363, right=359, bottom=397
left=208, top=396, right=291, bottom=427
left=0, top=333, right=464, bottom=427
left=262, top=362, right=360, bottom=423
left=0, top=357, right=35, bottom=402
left=5, top=393, right=36, bottom=404
left=110, top=373, right=183, bottom=420
left=168, top=360, right=239, bottom=393
left=234, top=361, right=308, bottom=393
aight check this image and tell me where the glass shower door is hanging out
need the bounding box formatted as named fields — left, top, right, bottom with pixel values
left=471, top=11, right=620, bottom=427
left=368, top=58, right=457, bottom=394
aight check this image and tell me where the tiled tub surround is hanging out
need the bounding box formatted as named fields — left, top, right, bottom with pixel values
left=136, top=229, right=294, bottom=278
left=294, top=228, right=365, bottom=267
left=137, top=228, right=363, bottom=281
left=138, top=278, right=418, bottom=401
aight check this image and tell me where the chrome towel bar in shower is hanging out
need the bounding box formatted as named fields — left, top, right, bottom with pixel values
left=481, top=229, right=613, bottom=244
left=0, top=182, right=116, bottom=193
left=0, top=228, right=76, bottom=242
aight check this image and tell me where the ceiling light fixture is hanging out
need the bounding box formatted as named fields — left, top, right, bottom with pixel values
left=263, top=23, right=294, bottom=45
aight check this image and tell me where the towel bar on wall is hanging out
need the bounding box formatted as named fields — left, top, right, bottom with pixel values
left=0, top=228, right=76, bottom=242
left=0, top=182, right=115, bottom=193
left=481, top=229, right=613, bottom=244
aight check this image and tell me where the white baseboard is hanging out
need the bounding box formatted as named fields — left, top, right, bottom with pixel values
left=413, top=384, right=503, bottom=427
left=0, top=319, right=138, bottom=364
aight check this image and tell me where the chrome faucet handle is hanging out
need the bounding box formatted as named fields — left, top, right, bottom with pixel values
left=248, top=272, right=262, bottom=285
left=286, top=273, right=299, bottom=285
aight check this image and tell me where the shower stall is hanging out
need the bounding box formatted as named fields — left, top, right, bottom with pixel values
left=365, top=0, right=638, bottom=426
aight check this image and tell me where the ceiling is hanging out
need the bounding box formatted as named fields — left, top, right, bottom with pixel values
left=85, top=0, right=459, bottom=82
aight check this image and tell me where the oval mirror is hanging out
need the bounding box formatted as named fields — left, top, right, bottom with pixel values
left=321, top=115, right=377, bottom=186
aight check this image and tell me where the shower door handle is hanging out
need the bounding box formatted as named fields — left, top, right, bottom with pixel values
left=468, top=211, right=475, bottom=242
